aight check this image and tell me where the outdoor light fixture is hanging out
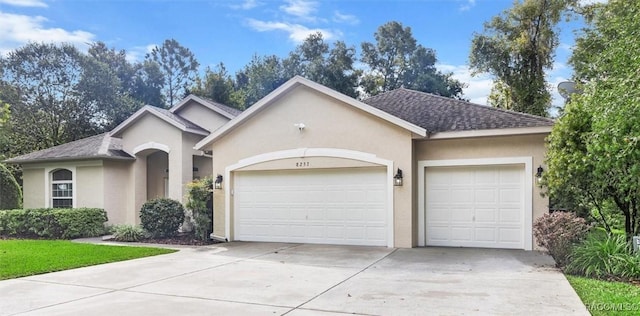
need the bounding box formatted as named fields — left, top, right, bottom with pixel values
left=214, top=174, right=223, bottom=190
left=394, top=168, right=403, bottom=186
left=536, top=166, right=544, bottom=182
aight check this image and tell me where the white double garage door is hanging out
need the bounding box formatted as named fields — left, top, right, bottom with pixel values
left=234, top=168, right=388, bottom=246
left=233, top=164, right=526, bottom=249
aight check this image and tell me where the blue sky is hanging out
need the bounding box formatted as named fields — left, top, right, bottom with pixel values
left=0, top=0, right=589, bottom=107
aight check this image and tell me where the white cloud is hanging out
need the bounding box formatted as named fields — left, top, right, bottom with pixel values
left=0, top=12, right=95, bottom=55
left=0, top=0, right=47, bottom=7
left=333, top=11, right=359, bottom=25
left=558, top=42, right=572, bottom=53
left=280, top=0, right=317, bottom=20
left=230, top=0, right=262, bottom=10
left=125, top=44, right=156, bottom=62
left=459, top=0, right=476, bottom=12
left=246, top=18, right=337, bottom=43
left=578, top=0, right=608, bottom=6
left=438, top=63, right=492, bottom=105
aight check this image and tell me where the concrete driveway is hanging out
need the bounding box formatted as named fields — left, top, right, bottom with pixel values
left=1, top=242, right=588, bottom=315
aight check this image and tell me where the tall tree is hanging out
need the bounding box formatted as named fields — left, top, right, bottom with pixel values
left=2, top=43, right=98, bottom=153
left=147, top=39, right=199, bottom=107
left=360, top=21, right=464, bottom=98
left=235, top=55, right=287, bottom=108
left=545, top=0, right=640, bottom=240
left=85, top=43, right=142, bottom=129
left=469, top=0, right=568, bottom=116
left=283, top=32, right=360, bottom=98
left=132, top=60, right=165, bottom=107
left=190, top=63, right=242, bottom=109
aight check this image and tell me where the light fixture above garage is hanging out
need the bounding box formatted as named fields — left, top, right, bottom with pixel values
left=294, top=123, right=306, bottom=132
left=536, top=166, right=544, bottom=182
left=394, top=168, right=403, bottom=186
left=214, top=174, right=223, bottom=190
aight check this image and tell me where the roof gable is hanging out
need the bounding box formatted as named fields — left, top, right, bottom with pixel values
left=194, top=76, right=426, bottom=150
left=5, top=133, right=133, bottom=164
left=170, top=94, right=241, bottom=119
left=110, top=105, right=209, bottom=137
left=363, top=89, right=554, bottom=136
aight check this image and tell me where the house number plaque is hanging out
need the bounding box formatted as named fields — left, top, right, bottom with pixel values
left=295, top=161, right=310, bottom=167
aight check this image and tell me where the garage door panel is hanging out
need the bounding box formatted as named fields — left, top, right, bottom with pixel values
left=499, top=208, right=521, bottom=222
left=475, top=209, right=497, bottom=222
left=426, top=165, right=525, bottom=249
left=451, top=208, right=472, bottom=222
left=475, top=189, right=497, bottom=202
left=474, top=228, right=496, bottom=242
left=235, top=168, right=387, bottom=246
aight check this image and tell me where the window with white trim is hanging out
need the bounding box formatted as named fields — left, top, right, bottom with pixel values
left=51, top=169, right=73, bottom=208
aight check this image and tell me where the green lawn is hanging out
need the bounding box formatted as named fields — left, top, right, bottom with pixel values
left=567, top=275, right=640, bottom=315
left=0, top=239, right=176, bottom=280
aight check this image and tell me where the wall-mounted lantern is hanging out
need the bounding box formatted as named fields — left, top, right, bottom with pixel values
left=394, top=168, right=403, bottom=186
left=536, top=166, right=544, bottom=182
left=214, top=174, right=223, bottom=190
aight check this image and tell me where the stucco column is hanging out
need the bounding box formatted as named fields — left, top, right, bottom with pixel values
left=131, top=157, right=147, bottom=224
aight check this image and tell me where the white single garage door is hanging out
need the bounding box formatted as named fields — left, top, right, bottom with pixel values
left=425, top=165, right=524, bottom=249
left=234, top=168, right=387, bottom=246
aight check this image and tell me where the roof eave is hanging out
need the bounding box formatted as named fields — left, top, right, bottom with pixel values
left=426, top=126, right=553, bottom=140
left=4, top=155, right=136, bottom=164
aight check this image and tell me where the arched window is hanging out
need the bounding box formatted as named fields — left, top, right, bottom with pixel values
left=51, top=169, right=73, bottom=208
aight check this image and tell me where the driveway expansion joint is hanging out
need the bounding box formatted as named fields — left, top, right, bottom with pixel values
left=281, top=248, right=399, bottom=315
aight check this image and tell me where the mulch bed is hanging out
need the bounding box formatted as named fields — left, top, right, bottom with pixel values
left=137, top=233, right=221, bottom=246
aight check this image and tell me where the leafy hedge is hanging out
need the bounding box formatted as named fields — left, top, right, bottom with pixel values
left=140, top=198, right=184, bottom=238
left=0, top=163, right=22, bottom=210
left=186, top=177, right=213, bottom=241
left=0, top=208, right=108, bottom=239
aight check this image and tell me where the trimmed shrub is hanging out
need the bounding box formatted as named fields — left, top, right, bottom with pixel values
left=0, top=208, right=107, bottom=239
left=112, top=224, right=147, bottom=242
left=0, top=163, right=21, bottom=210
left=186, top=177, right=213, bottom=241
left=566, top=233, right=640, bottom=280
left=533, top=212, right=591, bottom=267
left=139, top=198, right=184, bottom=238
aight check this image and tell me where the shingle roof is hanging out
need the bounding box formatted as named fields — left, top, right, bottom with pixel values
left=363, top=88, right=554, bottom=133
left=4, top=133, right=134, bottom=164
left=169, top=94, right=242, bottom=118
left=152, top=107, right=209, bottom=134
left=199, top=97, right=243, bottom=117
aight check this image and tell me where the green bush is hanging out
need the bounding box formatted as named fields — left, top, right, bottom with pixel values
left=566, top=233, right=640, bottom=280
left=0, top=163, right=21, bottom=210
left=186, top=177, right=213, bottom=241
left=533, top=212, right=591, bottom=267
left=0, top=208, right=107, bottom=239
left=139, top=198, right=184, bottom=238
left=112, top=224, right=147, bottom=242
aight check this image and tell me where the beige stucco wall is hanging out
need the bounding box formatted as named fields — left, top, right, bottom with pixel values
left=102, top=160, right=131, bottom=224
left=20, top=160, right=133, bottom=225
left=174, top=101, right=230, bottom=132
left=76, top=165, right=104, bottom=209
left=414, top=133, right=549, bottom=249
left=22, top=167, right=45, bottom=208
left=146, top=151, right=168, bottom=199
left=205, top=85, right=414, bottom=247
